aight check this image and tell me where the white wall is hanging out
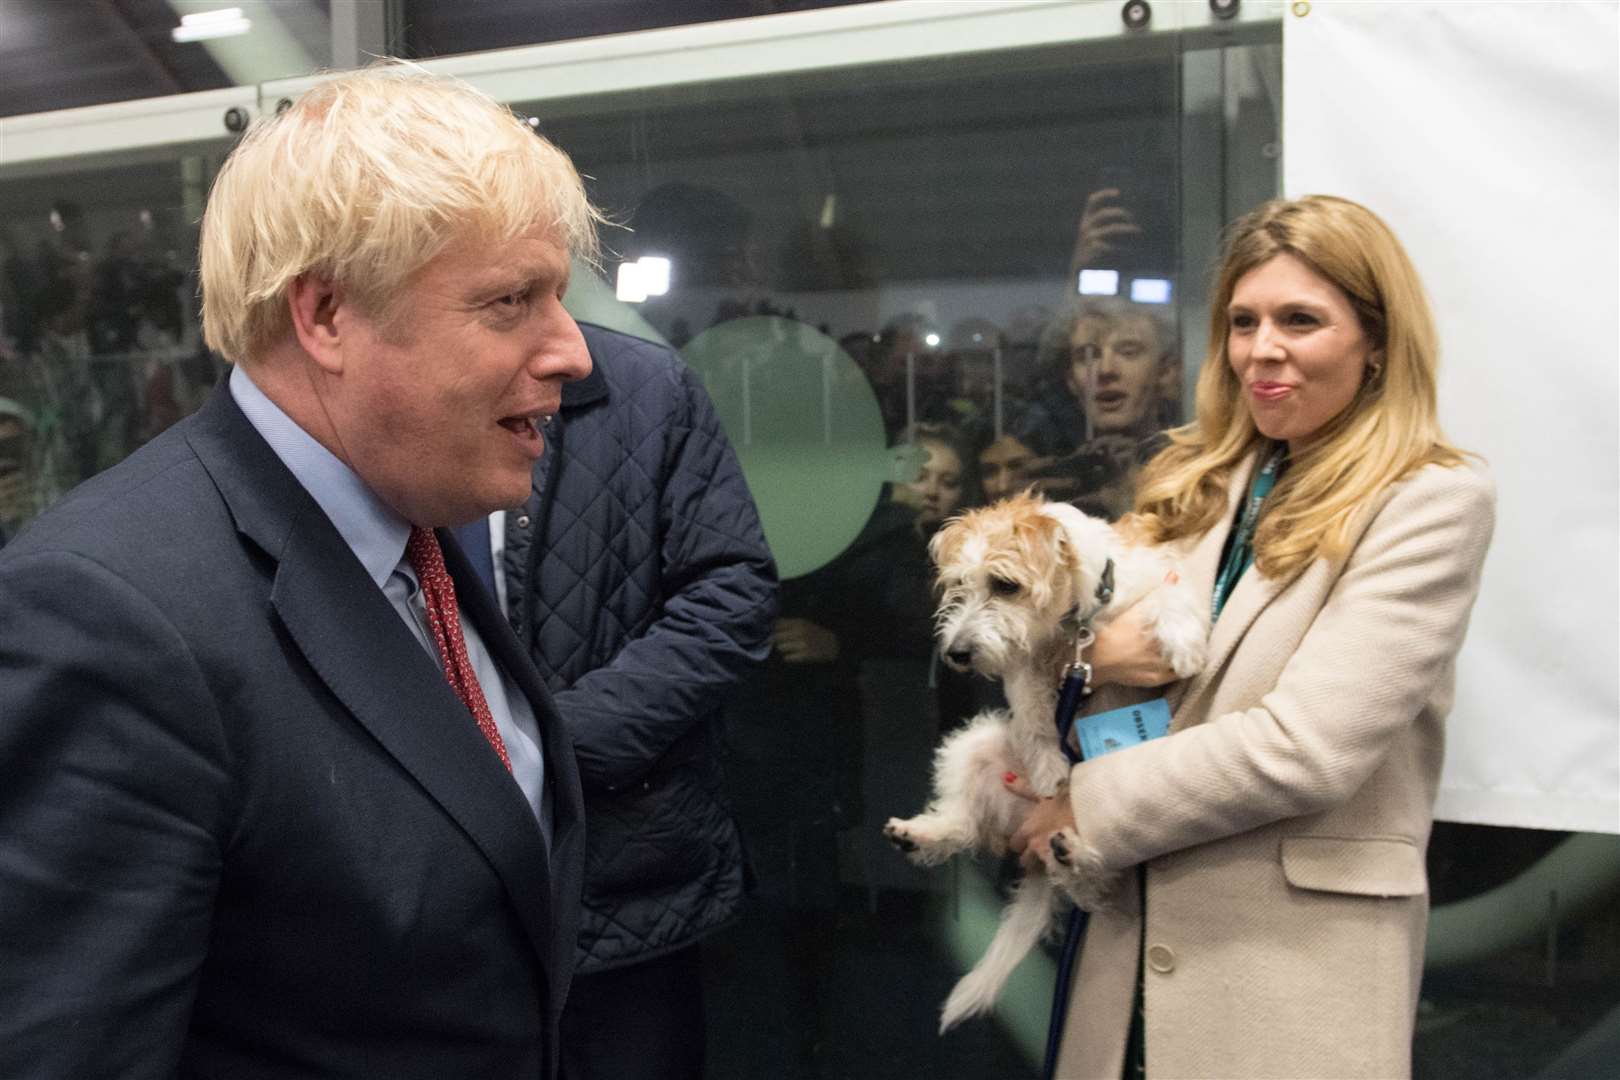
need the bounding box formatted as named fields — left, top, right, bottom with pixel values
left=1285, top=1, right=1619, bottom=833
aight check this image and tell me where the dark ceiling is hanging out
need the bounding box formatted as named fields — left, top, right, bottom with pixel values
left=0, top=3, right=1278, bottom=299
left=0, top=0, right=872, bottom=119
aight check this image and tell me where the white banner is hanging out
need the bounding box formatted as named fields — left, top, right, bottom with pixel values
left=1284, top=1, right=1619, bottom=833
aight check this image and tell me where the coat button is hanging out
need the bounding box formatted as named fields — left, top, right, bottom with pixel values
left=1146, top=944, right=1176, bottom=973
left=516, top=515, right=531, bottom=529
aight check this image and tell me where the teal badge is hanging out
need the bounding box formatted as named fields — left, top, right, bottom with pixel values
left=1073, top=698, right=1171, bottom=760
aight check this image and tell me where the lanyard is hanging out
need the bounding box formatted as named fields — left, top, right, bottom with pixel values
left=1212, top=446, right=1285, bottom=621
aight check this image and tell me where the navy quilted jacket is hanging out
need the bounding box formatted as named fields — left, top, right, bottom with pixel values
left=500, top=322, right=777, bottom=973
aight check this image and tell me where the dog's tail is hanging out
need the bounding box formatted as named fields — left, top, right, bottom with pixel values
left=939, top=873, right=1059, bottom=1034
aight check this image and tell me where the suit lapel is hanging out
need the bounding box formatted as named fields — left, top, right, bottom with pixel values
left=440, top=528, right=585, bottom=1014
left=1171, top=449, right=1304, bottom=729
left=184, top=386, right=561, bottom=975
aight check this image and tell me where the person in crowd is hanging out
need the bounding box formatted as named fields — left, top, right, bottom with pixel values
left=0, top=399, right=28, bottom=544
left=1027, top=298, right=1181, bottom=518
left=764, top=420, right=980, bottom=725
left=892, top=420, right=979, bottom=536
left=880, top=422, right=983, bottom=730
left=0, top=62, right=599, bottom=1078
left=23, top=276, right=98, bottom=493
left=1066, top=300, right=1178, bottom=442
left=719, top=420, right=977, bottom=1070
left=857, top=313, right=945, bottom=439
left=976, top=428, right=1042, bottom=504
left=1010, top=195, right=1496, bottom=1078
left=451, top=324, right=777, bottom=1080
left=972, top=413, right=1074, bottom=507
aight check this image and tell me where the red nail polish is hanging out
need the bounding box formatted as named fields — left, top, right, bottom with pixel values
left=1003, top=771, right=1017, bottom=784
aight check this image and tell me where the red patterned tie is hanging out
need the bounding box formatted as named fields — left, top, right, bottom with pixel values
left=404, top=526, right=513, bottom=773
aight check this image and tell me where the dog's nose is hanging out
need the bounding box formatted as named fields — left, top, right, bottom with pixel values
left=944, top=648, right=973, bottom=670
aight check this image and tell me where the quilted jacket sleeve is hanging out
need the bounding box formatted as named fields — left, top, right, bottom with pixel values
left=552, top=361, right=779, bottom=793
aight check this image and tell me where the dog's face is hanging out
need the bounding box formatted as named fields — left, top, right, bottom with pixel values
left=929, top=493, right=1100, bottom=677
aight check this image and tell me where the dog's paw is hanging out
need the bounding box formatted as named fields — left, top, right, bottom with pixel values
left=1160, top=632, right=1207, bottom=680
left=883, top=817, right=922, bottom=854
left=886, top=814, right=973, bottom=865
left=1045, top=829, right=1125, bottom=912
left=1153, top=589, right=1211, bottom=679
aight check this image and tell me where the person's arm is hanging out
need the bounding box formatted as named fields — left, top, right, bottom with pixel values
left=0, top=551, right=230, bottom=1077
left=1061, top=464, right=1495, bottom=870
left=556, top=364, right=778, bottom=793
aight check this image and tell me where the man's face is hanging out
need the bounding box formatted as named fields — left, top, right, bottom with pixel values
left=1066, top=314, right=1165, bottom=437
left=977, top=434, right=1037, bottom=503
left=325, top=224, right=591, bottom=526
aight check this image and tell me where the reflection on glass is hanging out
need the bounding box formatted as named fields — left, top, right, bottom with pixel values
left=1, top=158, right=222, bottom=542
left=2, top=1, right=332, bottom=117
left=538, top=37, right=1225, bottom=1077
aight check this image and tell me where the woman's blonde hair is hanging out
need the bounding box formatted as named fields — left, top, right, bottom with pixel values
left=1129, top=195, right=1468, bottom=576
left=200, top=60, right=605, bottom=364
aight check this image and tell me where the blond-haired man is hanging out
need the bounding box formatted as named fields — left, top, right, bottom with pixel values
left=0, top=64, right=595, bottom=1078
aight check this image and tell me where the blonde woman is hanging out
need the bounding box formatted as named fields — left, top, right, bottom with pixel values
left=1009, top=195, right=1495, bottom=1078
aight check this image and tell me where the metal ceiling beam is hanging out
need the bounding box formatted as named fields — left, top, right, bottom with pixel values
left=95, top=0, right=188, bottom=94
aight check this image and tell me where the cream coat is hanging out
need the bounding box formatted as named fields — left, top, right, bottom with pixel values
left=1054, top=454, right=1496, bottom=1080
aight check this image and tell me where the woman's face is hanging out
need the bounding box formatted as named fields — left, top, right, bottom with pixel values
left=908, top=438, right=965, bottom=527
left=977, top=433, right=1037, bottom=503
left=1226, top=252, right=1372, bottom=452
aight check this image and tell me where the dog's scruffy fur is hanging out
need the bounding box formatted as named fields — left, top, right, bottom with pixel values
left=883, top=492, right=1208, bottom=1033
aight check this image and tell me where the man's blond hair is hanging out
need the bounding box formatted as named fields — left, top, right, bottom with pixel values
left=199, top=60, right=603, bottom=364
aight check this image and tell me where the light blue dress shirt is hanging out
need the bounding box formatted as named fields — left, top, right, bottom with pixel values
left=229, top=366, right=548, bottom=842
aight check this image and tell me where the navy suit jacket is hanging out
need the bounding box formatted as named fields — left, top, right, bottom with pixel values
left=0, top=383, right=585, bottom=1078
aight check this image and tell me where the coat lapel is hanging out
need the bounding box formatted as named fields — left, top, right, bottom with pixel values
left=184, top=386, right=561, bottom=975
left=1171, top=449, right=1304, bottom=729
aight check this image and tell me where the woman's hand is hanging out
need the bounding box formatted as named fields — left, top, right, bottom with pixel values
left=1088, top=573, right=1180, bottom=688
left=773, top=617, right=841, bottom=664
left=1005, top=773, right=1079, bottom=871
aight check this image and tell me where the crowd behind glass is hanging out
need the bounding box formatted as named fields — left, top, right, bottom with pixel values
left=0, top=202, right=222, bottom=542
left=0, top=178, right=1176, bottom=1076
left=0, top=181, right=1178, bottom=910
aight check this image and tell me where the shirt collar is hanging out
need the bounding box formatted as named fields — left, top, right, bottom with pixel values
left=229, top=364, right=409, bottom=590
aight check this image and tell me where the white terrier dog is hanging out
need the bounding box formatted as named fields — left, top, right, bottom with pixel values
left=883, top=492, right=1208, bottom=1033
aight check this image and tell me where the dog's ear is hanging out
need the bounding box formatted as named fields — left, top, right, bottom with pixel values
left=1009, top=510, right=1069, bottom=610
left=1033, top=505, right=1102, bottom=614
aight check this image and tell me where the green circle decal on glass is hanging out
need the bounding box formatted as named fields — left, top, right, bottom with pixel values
left=682, top=316, right=893, bottom=580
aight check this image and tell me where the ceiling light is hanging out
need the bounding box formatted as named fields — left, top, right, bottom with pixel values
left=637, top=257, right=670, bottom=297
left=172, top=7, right=252, bottom=43
left=1130, top=277, right=1173, bottom=304
left=1078, top=268, right=1120, bottom=296
left=615, top=263, right=649, bottom=303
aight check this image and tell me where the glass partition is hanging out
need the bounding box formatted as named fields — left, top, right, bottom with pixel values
left=521, top=27, right=1279, bottom=1076
left=0, top=146, right=228, bottom=543
left=2, top=5, right=1613, bottom=1077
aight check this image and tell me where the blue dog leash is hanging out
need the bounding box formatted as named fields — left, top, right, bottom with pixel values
left=1041, top=558, right=1113, bottom=1080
